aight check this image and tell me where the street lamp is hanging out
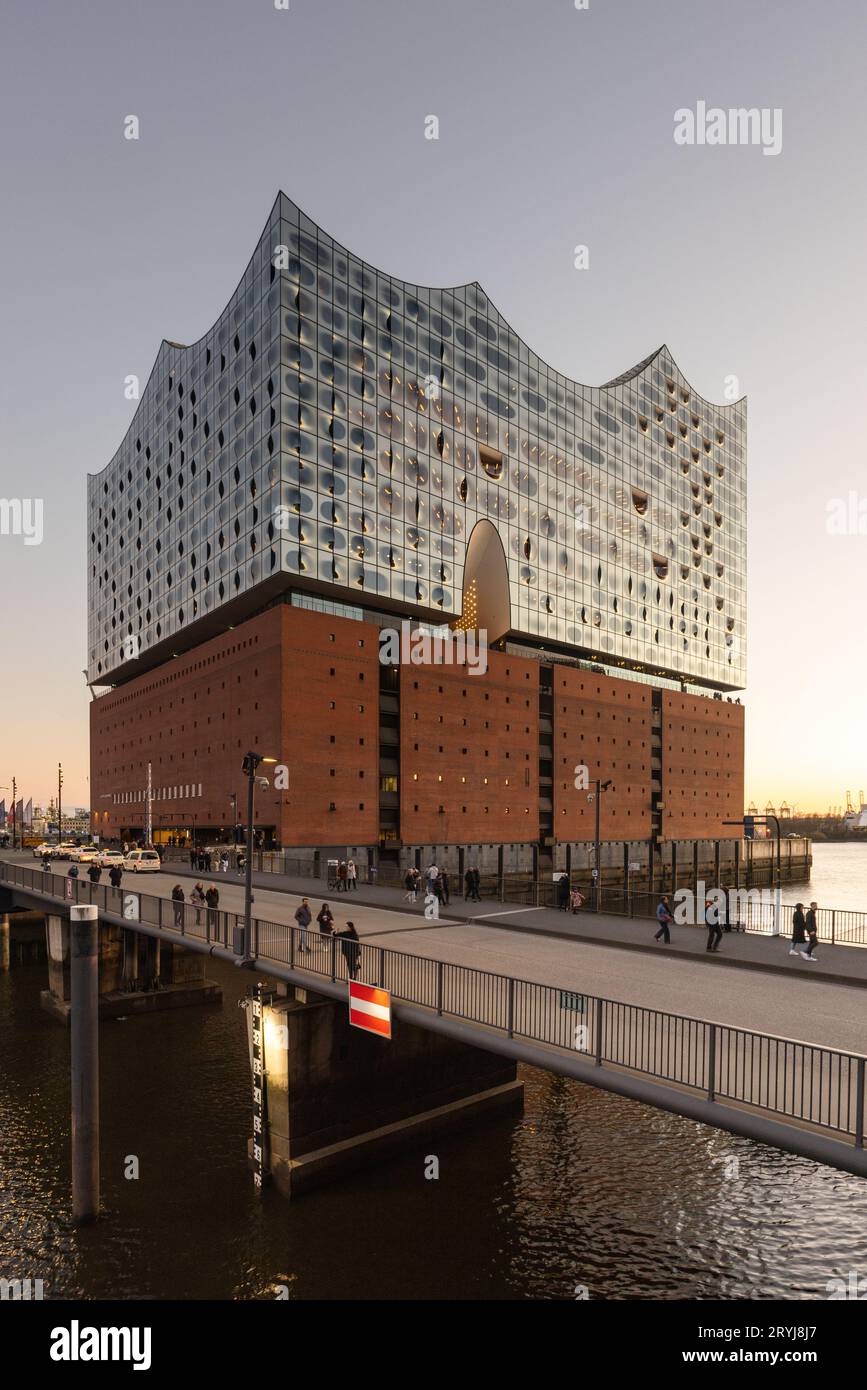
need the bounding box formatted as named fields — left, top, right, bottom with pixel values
left=589, top=778, right=613, bottom=912
left=58, top=763, right=63, bottom=846
left=724, top=815, right=782, bottom=935
left=236, top=752, right=276, bottom=968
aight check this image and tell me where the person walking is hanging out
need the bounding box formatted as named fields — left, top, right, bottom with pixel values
left=464, top=866, right=473, bottom=899
left=347, top=859, right=357, bottom=891
left=439, top=869, right=450, bottom=906
left=654, top=895, right=673, bottom=944
left=109, top=863, right=123, bottom=889
left=190, top=881, right=206, bottom=926
left=557, top=873, right=571, bottom=912
left=470, top=865, right=481, bottom=902
left=294, top=898, right=313, bottom=953
left=705, top=897, right=723, bottom=953
left=205, top=884, right=220, bottom=937
left=220, top=850, right=229, bottom=874
left=316, top=902, right=334, bottom=936
left=570, top=886, right=585, bottom=914
left=172, top=884, right=185, bottom=929
left=337, top=860, right=348, bottom=893
left=789, top=903, right=807, bottom=957
left=189, top=845, right=197, bottom=869
left=404, top=868, right=417, bottom=903
left=337, top=921, right=361, bottom=980
left=41, top=852, right=51, bottom=872
left=88, top=861, right=102, bottom=885
left=802, top=902, right=819, bottom=961
left=426, top=863, right=439, bottom=898
left=68, top=862, right=79, bottom=880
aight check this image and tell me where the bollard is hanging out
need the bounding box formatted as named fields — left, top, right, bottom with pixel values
left=70, top=904, right=100, bottom=1223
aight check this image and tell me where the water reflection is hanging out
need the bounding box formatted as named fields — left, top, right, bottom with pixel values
left=1, top=958, right=865, bottom=1300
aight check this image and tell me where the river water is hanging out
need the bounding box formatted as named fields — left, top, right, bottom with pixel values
left=1, top=843, right=866, bottom=1301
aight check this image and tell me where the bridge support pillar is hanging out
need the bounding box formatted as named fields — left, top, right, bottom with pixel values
left=247, top=987, right=523, bottom=1199
left=41, top=918, right=221, bottom=1023
left=0, top=913, right=9, bottom=973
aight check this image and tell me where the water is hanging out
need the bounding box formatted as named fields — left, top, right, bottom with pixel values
left=2, top=842, right=866, bottom=1301
left=780, top=841, right=867, bottom=911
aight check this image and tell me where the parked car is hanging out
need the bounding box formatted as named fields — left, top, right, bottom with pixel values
left=33, top=842, right=56, bottom=859
left=51, top=842, right=79, bottom=859
left=123, top=849, right=161, bottom=873
left=96, top=850, right=125, bottom=869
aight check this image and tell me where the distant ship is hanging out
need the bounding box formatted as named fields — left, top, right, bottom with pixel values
left=841, top=803, right=867, bottom=831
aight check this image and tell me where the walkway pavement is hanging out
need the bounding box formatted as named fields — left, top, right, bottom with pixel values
left=160, top=858, right=867, bottom=993
left=5, top=853, right=867, bottom=1053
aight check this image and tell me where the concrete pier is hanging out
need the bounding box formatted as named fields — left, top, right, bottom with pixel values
left=70, top=905, right=100, bottom=1223
left=41, top=915, right=221, bottom=1023
left=247, top=985, right=523, bottom=1198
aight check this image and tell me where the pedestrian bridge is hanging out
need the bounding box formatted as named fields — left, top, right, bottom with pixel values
left=1, top=857, right=865, bottom=1180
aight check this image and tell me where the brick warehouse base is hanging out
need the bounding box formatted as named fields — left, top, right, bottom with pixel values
left=90, top=601, right=745, bottom=854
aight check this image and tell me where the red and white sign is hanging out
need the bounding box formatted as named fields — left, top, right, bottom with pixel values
left=348, top=981, right=392, bottom=1039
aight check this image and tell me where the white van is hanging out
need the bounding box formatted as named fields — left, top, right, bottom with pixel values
left=123, top=849, right=162, bottom=873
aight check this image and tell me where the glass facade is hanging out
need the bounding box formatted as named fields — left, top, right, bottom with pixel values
left=88, top=193, right=746, bottom=690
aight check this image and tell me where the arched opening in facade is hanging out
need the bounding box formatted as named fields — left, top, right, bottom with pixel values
left=453, top=519, right=512, bottom=643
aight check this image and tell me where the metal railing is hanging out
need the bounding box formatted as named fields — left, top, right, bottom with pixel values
left=3, top=858, right=865, bottom=1148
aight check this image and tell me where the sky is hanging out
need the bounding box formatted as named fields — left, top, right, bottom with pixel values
left=1, top=0, right=865, bottom=813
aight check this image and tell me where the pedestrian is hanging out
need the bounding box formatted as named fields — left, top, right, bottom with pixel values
left=654, top=895, right=673, bottom=944
left=337, top=921, right=361, bottom=980
left=802, top=902, right=819, bottom=961
left=189, top=846, right=196, bottom=869
left=109, top=864, right=123, bottom=889
left=404, top=868, right=417, bottom=903
left=204, top=849, right=212, bottom=873
left=789, top=902, right=807, bottom=957
left=470, top=866, right=481, bottom=902
left=190, top=881, right=206, bottom=926
left=439, top=869, right=450, bottom=905
left=172, top=883, right=185, bottom=929
left=220, top=850, right=229, bottom=873
left=570, top=887, right=585, bottom=914
left=88, top=862, right=101, bottom=885
left=347, top=858, right=357, bottom=891
left=337, top=860, right=348, bottom=892
left=464, top=867, right=473, bottom=899
left=205, top=884, right=220, bottom=936
left=41, top=852, right=51, bottom=872
left=237, top=849, right=246, bottom=876
left=68, top=862, right=79, bottom=879
left=705, top=897, right=723, bottom=953
left=316, top=902, right=334, bottom=935
left=294, top=897, right=312, bottom=953
left=557, top=873, right=571, bottom=911
left=413, top=867, right=423, bottom=899
left=426, top=862, right=439, bottom=897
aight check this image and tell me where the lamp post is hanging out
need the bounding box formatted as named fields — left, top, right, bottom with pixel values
left=724, top=815, right=782, bottom=934
left=58, top=763, right=63, bottom=846
left=11, top=775, right=17, bottom=851
left=589, top=778, right=613, bottom=912
left=237, top=753, right=276, bottom=968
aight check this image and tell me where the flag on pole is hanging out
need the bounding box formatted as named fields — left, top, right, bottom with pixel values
left=0, top=800, right=5, bottom=826
left=23, top=798, right=33, bottom=827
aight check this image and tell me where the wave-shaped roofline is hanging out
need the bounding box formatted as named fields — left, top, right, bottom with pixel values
left=89, top=191, right=746, bottom=483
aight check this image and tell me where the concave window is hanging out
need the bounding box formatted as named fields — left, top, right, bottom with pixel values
left=651, top=553, right=669, bottom=580
left=479, top=445, right=503, bottom=479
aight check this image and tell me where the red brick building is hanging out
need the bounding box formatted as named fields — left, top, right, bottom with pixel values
left=90, top=598, right=744, bottom=873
